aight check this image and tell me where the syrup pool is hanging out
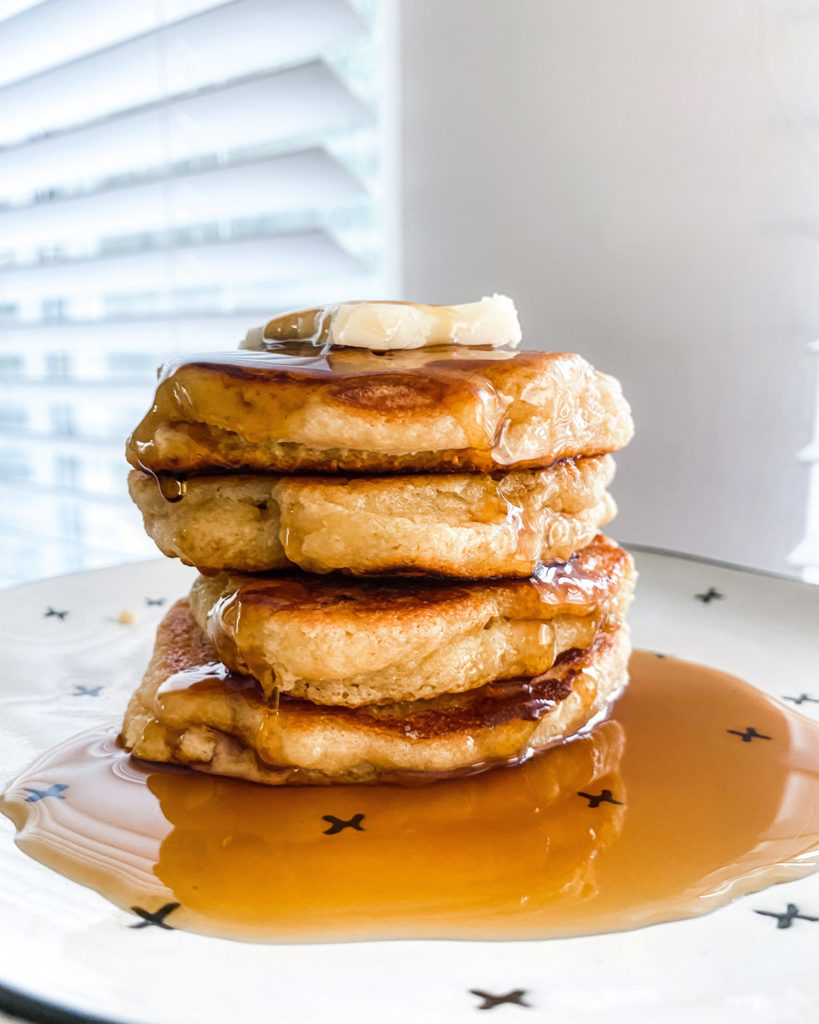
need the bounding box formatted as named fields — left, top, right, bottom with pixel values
left=3, top=651, right=819, bottom=943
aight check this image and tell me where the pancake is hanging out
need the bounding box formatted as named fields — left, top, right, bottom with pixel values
left=125, top=345, right=633, bottom=476
left=128, top=455, right=616, bottom=577
left=187, top=535, right=635, bottom=706
left=120, top=599, right=631, bottom=784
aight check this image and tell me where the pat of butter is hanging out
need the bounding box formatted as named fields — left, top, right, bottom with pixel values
left=241, top=295, right=521, bottom=351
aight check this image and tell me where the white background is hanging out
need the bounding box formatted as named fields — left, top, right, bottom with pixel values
left=400, top=0, right=819, bottom=576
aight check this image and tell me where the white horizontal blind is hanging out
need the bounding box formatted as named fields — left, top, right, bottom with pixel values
left=0, top=0, right=396, bottom=587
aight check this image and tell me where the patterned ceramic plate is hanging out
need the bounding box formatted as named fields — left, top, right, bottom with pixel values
left=0, top=548, right=818, bottom=1024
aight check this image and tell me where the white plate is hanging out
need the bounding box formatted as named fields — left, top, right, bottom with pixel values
left=1, top=548, right=818, bottom=1024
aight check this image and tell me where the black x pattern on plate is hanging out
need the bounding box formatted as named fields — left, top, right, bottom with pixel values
left=129, top=902, right=181, bottom=930
left=322, top=813, right=365, bottom=835
left=726, top=727, right=771, bottom=743
left=23, top=784, right=68, bottom=803
left=577, top=789, right=623, bottom=808
left=754, top=904, right=819, bottom=929
left=470, top=989, right=531, bottom=1010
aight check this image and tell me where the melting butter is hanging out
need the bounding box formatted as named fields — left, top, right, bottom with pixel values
left=241, top=295, right=521, bottom=352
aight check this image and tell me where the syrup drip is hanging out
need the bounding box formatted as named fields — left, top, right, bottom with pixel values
left=4, top=651, right=819, bottom=943
left=152, top=629, right=574, bottom=743
left=133, top=456, right=615, bottom=590
left=124, top=345, right=611, bottom=480
left=256, top=305, right=338, bottom=345
left=156, top=473, right=187, bottom=503
left=202, top=538, right=629, bottom=706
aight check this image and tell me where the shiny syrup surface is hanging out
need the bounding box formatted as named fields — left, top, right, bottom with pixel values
left=124, top=344, right=594, bottom=478
left=201, top=539, right=628, bottom=702
left=3, top=651, right=819, bottom=943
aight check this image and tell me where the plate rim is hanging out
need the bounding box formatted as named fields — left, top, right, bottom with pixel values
left=622, top=540, right=814, bottom=587
left=0, top=980, right=126, bottom=1024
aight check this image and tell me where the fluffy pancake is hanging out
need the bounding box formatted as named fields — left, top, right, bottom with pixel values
left=128, top=455, right=616, bottom=577
left=121, top=599, right=631, bottom=784
left=126, top=345, right=633, bottom=476
left=187, top=535, right=635, bottom=706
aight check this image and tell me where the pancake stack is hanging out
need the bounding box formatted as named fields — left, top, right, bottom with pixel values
left=122, top=297, right=635, bottom=784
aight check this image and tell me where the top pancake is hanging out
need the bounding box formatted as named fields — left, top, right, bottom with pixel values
left=126, top=344, right=633, bottom=475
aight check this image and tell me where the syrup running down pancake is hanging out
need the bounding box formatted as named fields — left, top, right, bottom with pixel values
left=121, top=598, right=631, bottom=784
left=187, top=534, right=635, bottom=705
left=126, top=346, right=633, bottom=476
left=128, top=454, right=616, bottom=577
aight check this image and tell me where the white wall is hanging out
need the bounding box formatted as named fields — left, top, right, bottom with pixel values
left=400, top=0, right=819, bottom=575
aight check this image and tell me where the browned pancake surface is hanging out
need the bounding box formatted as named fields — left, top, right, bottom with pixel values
left=121, top=599, right=631, bottom=783
left=188, top=535, right=635, bottom=705
left=126, top=345, right=633, bottom=475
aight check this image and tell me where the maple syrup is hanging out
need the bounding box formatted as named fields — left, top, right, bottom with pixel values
left=200, top=534, right=631, bottom=704
left=126, top=345, right=513, bottom=478
left=3, top=650, right=819, bottom=943
left=125, top=345, right=623, bottom=478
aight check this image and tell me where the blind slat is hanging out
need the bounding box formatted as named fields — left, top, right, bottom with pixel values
left=0, top=379, right=148, bottom=393
left=0, top=0, right=46, bottom=25
left=0, top=314, right=267, bottom=349
left=0, top=272, right=373, bottom=328
left=0, top=230, right=365, bottom=303
left=0, top=0, right=366, bottom=147
left=0, top=479, right=132, bottom=505
left=0, top=150, right=365, bottom=255
left=0, top=0, right=227, bottom=90
left=0, top=63, right=373, bottom=203
left=0, top=524, right=146, bottom=559
left=0, top=430, right=124, bottom=450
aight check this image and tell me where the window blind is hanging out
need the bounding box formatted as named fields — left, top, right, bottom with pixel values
left=0, top=0, right=395, bottom=587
